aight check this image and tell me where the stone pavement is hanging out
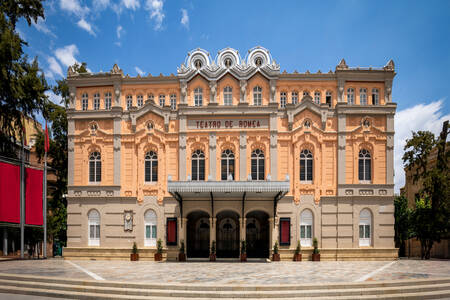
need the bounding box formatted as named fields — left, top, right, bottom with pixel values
left=0, top=258, right=449, bottom=285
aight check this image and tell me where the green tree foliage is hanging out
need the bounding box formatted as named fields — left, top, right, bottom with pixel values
left=394, top=195, right=411, bottom=257
left=402, top=122, right=449, bottom=259
left=0, top=0, right=48, bottom=156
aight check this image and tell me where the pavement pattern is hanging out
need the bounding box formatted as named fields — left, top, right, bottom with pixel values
left=0, top=258, right=449, bottom=285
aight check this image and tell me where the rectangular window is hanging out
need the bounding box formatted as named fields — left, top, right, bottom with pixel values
left=159, top=94, right=165, bottom=107
left=151, top=160, right=158, bottom=182
left=170, top=94, right=177, bottom=110
left=89, top=161, right=95, bottom=182
left=198, top=159, right=205, bottom=180
left=280, top=92, right=286, bottom=108
left=221, top=159, right=228, bottom=180
left=292, top=92, right=298, bottom=104
left=146, top=225, right=151, bottom=238
left=148, top=94, right=154, bottom=103
left=96, top=161, right=101, bottom=182
left=307, top=160, right=313, bottom=181
left=365, top=159, right=371, bottom=181
left=126, top=96, right=132, bottom=110
left=365, top=225, right=370, bottom=238
left=145, top=161, right=151, bottom=182
left=326, top=92, right=332, bottom=107
left=359, top=225, right=364, bottom=238
left=152, top=225, right=157, bottom=238
left=82, top=98, right=88, bottom=110
left=137, top=95, right=143, bottom=107
left=166, top=218, right=177, bottom=246
left=300, top=160, right=305, bottom=181
left=93, top=94, right=100, bottom=110
left=279, top=218, right=291, bottom=246
left=105, top=93, right=112, bottom=110
left=358, top=159, right=365, bottom=181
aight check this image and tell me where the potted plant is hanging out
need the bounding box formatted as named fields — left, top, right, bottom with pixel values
left=312, top=237, right=320, bottom=261
left=272, top=241, right=280, bottom=261
left=154, top=239, right=163, bottom=261
left=294, top=240, right=302, bottom=261
left=209, top=241, right=216, bottom=261
left=178, top=240, right=186, bottom=262
left=130, top=242, right=139, bottom=261
left=240, top=240, right=247, bottom=262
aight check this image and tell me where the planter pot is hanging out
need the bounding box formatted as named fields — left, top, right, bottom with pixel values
left=209, top=254, right=216, bottom=261
left=178, top=253, right=186, bottom=262
left=294, top=253, right=302, bottom=261
left=312, top=253, right=320, bottom=261
left=154, top=253, right=162, bottom=261
left=272, top=253, right=280, bottom=261
left=240, top=253, right=247, bottom=262
left=130, top=253, right=139, bottom=261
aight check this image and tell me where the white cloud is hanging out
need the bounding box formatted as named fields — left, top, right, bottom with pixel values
left=394, top=99, right=450, bottom=193
left=45, top=90, right=62, bottom=105
left=55, top=44, right=79, bottom=67
left=145, top=0, right=164, bottom=30
left=122, top=0, right=140, bottom=10
left=116, top=25, right=123, bottom=39
left=47, top=57, right=63, bottom=78
left=32, top=17, right=57, bottom=38
left=135, top=66, right=145, bottom=76
left=180, top=8, right=189, bottom=29
left=93, top=0, right=110, bottom=10
left=77, top=19, right=96, bottom=36
left=59, top=0, right=89, bottom=17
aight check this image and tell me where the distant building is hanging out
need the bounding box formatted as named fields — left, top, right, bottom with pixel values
left=64, top=47, right=397, bottom=261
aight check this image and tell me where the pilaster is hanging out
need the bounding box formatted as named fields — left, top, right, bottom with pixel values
left=269, top=79, right=277, bottom=103
left=113, top=82, right=121, bottom=107
left=68, top=119, right=75, bottom=186
left=113, top=115, right=121, bottom=186
left=68, top=86, right=76, bottom=109
left=269, top=113, right=278, bottom=180
left=209, top=132, right=216, bottom=180
left=337, top=78, right=346, bottom=103
left=180, top=81, right=187, bottom=104
left=337, top=113, right=346, bottom=185
left=239, top=80, right=247, bottom=104
left=209, top=81, right=217, bottom=104
left=386, top=114, right=394, bottom=184
left=239, top=131, right=247, bottom=180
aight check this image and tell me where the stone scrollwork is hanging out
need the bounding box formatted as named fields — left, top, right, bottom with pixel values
left=124, top=210, right=133, bottom=231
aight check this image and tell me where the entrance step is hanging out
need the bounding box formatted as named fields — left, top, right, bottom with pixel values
left=0, top=273, right=449, bottom=299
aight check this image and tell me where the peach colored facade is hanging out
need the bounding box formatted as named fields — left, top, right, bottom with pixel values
left=64, top=47, right=397, bottom=261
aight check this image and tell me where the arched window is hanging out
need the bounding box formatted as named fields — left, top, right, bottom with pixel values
left=89, top=152, right=101, bottom=182
left=145, top=151, right=158, bottom=182
left=300, top=149, right=313, bottom=182
left=314, top=91, right=321, bottom=104
left=251, top=149, right=265, bottom=180
left=372, top=88, right=379, bottom=105
left=221, top=149, right=235, bottom=180
left=192, top=150, right=205, bottom=181
left=292, top=91, right=298, bottom=104
left=253, top=86, right=262, bottom=106
left=126, top=95, right=132, bottom=110
left=144, top=210, right=157, bottom=246
left=280, top=92, right=287, bottom=108
left=359, top=209, right=372, bottom=246
left=82, top=93, right=88, bottom=110
left=137, top=94, right=144, bottom=107
left=358, top=149, right=371, bottom=181
left=360, top=88, right=367, bottom=105
left=88, top=209, right=100, bottom=246
left=347, top=88, right=354, bottom=104
left=223, top=86, right=232, bottom=106
left=194, top=88, right=203, bottom=106
left=300, top=209, right=313, bottom=247
left=93, top=93, right=100, bottom=110
left=326, top=91, right=332, bottom=107
left=104, top=92, right=112, bottom=110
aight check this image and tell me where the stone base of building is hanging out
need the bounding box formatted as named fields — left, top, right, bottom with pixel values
left=63, top=247, right=397, bottom=261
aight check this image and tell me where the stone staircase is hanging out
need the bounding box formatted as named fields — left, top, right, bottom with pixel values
left=0, top=272, right=449, bottom=299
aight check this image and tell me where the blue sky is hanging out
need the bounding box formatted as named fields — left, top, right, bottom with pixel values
left=17, top=0, right=450, bottom=191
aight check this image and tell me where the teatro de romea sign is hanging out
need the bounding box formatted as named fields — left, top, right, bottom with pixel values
left=188, top=118, right=269, bottom=130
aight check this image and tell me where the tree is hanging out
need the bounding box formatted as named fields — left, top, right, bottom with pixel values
left=0, top=0, right=48, bottom=156
left=394, top=195, right=410, bottom=257
left=402, top=122, right=450, bottom=259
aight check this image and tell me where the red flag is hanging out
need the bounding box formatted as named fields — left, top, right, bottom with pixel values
left=44, top=122, right=49, bottom=153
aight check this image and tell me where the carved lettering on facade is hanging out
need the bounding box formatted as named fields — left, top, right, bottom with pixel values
left=188, top=118, right=268, bottom=130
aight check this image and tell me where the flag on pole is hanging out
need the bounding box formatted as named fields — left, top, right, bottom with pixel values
left=44, top=122, right=49, bottom=153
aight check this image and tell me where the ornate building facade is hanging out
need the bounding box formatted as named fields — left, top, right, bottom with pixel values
left=64, top=47, right=397, bottom=260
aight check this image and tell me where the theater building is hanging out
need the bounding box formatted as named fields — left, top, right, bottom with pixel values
left=64, top=47, right=397, bottom=260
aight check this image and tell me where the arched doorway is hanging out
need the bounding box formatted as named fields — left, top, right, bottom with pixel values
left=246, top=211, right=270, bottom=258
left=186, top=211, right=210, bottom=258
left=216, top=210, right=240, bottom=258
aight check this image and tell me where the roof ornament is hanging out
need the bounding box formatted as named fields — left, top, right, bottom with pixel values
left=336, top=58, right=348, bottom=70
left=110, top=63, right=123, bottom=75
left=67, top=66, right=77, bottom=77
left=384, top=59, right=395, bottom=71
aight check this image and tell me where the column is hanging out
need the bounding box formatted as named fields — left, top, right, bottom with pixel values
left=239, top=132, right=247, bottom=180
left=209, top=217, right=216, bottom=246
left=240, top=218, right=246, bottom=243
left=2, top=228, right=7, bottom=256
left=386, top=114, right=394, bottom=184
left=209, top=132, right=216, bottom=180
left=270, top=113, right=278, bottom=180
left=180, top=218, right=187, bottom=245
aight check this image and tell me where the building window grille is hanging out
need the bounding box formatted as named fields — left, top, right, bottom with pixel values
left=192, top=150, right=205, bottom=181
left=93, top=93, right=100, bottom=110
left=347, top=88, right=354, bottom=104
left=314, top=91, right=321, bottom=104
left=82, top=93, right=88, bottom=110
left=292, top=91, right=298, bottom=104
left=194, top=88, right=203, bottom=106
left=159, top=94, right=165, bottom=107
left=170, top=94, right=177, bottom=110
left=360, top=88, right=367, bottom=105
left=104, top=92, right=112, bottom=110
left=300, top=149, right=313, bottom=182
left=89, top=152, right=101, bottom=182
left=372, top=88, right=379, bottom=105
left=145, top=151, right=158, bottom=182
left=300, top=209, right=313, bottom=247
left=88, top=209, right=100, bottom=246
left=221, top=149, right=235, bottom=180
left=359, top=209, right=372, bottom=246
left=137, top=94, right=143, bottom=107
left=126, top=95, right=133, bottom=110
left=326, top=91, right=332, bottom=107
left=251, top=149, right=265, bottom=180
left=144, top=210, right=157, bottom=246
left=223, top=86, right=232, bottom=106
left=253, top=86, right=262, bottom=106
left=358, top=149, right=371, bottom=181
left=280, top=92, right=287, bottom=108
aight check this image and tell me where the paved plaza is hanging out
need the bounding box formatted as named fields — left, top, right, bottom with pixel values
left=0, top=258, right=449, bottom=285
